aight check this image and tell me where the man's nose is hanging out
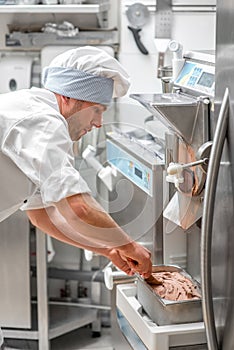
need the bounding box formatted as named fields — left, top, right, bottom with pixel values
left=92, top=115, right=103, bottom=128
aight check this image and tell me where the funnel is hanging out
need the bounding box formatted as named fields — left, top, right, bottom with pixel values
left=131, top=93, right=198, bottom=144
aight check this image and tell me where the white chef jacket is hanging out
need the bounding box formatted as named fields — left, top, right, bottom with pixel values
left=0, top=87, right=91, bottom=222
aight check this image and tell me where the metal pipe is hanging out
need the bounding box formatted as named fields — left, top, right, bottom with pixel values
left=31, top=266, right=105, bottom=283
left=31, top=300, right=111, bottom=311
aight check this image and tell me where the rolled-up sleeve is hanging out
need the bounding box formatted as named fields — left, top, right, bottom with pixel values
left=2, top=113, right=91, bottom=209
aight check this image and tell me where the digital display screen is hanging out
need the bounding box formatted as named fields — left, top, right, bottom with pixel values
left=197, top=72, right=214, bottom=88
left=135, top=167, right=142, bottom=179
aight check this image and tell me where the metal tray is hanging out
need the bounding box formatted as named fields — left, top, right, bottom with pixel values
left=137, top=265, right=202, bottom=325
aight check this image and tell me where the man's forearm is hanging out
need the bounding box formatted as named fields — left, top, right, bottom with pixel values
left=27, top=193, right=152, bottom=277
left=27, top=207, right=111, bottom=256
left=53, top=193, right=132, bottom=248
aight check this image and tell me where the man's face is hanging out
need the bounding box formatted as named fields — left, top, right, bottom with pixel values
left=64, top=99, right=107, bottom=141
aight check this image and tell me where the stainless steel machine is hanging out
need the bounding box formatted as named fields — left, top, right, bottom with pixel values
left=105, top=127, right=165, bottom=264
left=100, top=125, right=166, bottom=350
left=201, top=1, right=234, bottom=349
left=105, top=50, right=216, bottom=349
left=131, top=50, right=215, bottom=279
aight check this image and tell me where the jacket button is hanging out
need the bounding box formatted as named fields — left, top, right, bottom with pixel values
left=24, top=199, right=28, bottom=203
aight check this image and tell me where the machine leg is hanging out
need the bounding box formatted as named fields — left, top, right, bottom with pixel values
left=91, top=281, right=102, bottom=335
left=36, top=229, right=50, bottom=350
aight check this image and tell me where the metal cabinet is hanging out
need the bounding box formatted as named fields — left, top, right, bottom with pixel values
left=1, top=222, right=99, bottom=350
left=0, top=211, right=31, bottom=328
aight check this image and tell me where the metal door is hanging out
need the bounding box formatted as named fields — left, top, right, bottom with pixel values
left=201, top=1, right=234, bottom=348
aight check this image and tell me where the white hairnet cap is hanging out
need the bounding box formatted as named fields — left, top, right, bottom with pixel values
left=42, top=46, right=131, bottom=105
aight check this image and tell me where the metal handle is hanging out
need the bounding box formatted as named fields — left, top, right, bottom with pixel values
left=167, top=158, right=209, bottom=176
left=201, top=88, right=229, bottom=350
left=127, top=26, right=149, bottom=55
left=104, top=266, right=136, bottom=290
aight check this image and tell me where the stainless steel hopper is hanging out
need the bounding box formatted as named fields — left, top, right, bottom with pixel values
left=130, top=92, right=208, bottom=146
left=131, top=92, right=211, bottom=197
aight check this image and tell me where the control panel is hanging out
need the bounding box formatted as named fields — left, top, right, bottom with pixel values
left=175, top=60, right=215, bottom=96
left=106, top=140, right=153, bottom=196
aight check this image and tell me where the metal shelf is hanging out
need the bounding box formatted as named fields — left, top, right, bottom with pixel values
left=3, top=304, right=98, bottom=341
left=49, top=304, right=98, bottom=339
left=6, top=29, right=119, bottom=48
left=0, top=2, right=110, bottom=13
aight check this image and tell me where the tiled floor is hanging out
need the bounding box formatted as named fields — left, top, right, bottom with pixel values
left=3, top=326, right=113, bottom=350
left=51, top=326, right=113, bottom=350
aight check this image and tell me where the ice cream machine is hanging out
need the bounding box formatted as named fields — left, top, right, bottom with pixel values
left=131, top=50, right=215, bottom=279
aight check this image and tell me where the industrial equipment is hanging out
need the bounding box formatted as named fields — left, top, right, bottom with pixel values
left=106, top=50, right=215, bottom=350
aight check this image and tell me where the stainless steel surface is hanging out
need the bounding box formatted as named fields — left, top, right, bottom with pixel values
left=165, top=132, right=179, bottom=167
left=0, top=211, right=31, bottom=328
left=131, top=93, right=208, bottom=146
left=3, top=230, right=100, bottom=349
left=183, top=50, right=215, bottom=65
left=126, top=3, right=149, bottom=28
left=172, top=0, right=215, bottom=5
left=3, top=303, right=98, bottom=340
left=201, top=88, right=229, bottom=350
left=36, top=229, right=49, bottom=350
left=48, top=304, right=97, bottom=340
left=6, top=30, right=119, bottom=49
left=0, top=0, right=111, bottom=31
left=201, top=1, right=234, bottom=349
left=0, top=1, right=110, bottom=13
left=45, top=267, right=105, bottom=282
left=131, top=92, right=210, bottom=197
left=112, top=8, right=215, bottom=350
left=106, top=130, right=164, bottom=264
left=129, top=51, right=218, bottom=348
left=196, top=142, right=213, bottom=174
left=160, top=66, right=173, bottom=93
left=102, top=128, right=165, bottom=348
left=155, top=0, right=172, bottom=77
left=158, top=65, right=173, bottom=78
left=137, top=265, right=202, bottom=326
left=161, top=77, right=174, bottom=93
left=3, top=305, right=99, bottom=350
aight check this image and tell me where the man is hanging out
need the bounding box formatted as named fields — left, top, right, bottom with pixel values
left=0, top=46, right=152, bottom=282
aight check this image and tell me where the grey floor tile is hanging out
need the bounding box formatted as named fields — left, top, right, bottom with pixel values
left=3, top=326, right=113, bottom=350
left=51, top=326, right=113, bottom=350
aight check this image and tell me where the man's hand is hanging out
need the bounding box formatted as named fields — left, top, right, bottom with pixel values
left=106, top=242, right=152, bottom=278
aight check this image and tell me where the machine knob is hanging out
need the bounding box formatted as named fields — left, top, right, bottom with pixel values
left=104, top=266, right=136, bottom=290
left=84, top=249, right=94, bottom=261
